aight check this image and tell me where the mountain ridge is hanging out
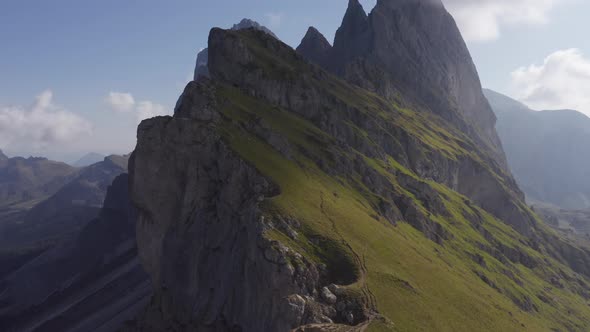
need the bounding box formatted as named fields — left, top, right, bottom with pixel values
left=485, top=89, right=590, bottom=210
left=298, top=0, right=508, bottom=173
left=126, top=20, right=590, bottom=331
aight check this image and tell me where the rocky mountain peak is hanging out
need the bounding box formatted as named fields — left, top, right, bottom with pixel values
left=304, top=0, right=508, bottom=171
left=0, top=149, right=7, bottom=161
left=232, top=18, right=278, bottom=39
left=193, top=18, right=277, bottom=81
left=296, top=27, right=332, bottom=68
left=332, top=0, right=370, bottom=69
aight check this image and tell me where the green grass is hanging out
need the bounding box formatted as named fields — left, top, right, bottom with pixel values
left=213, top=84, right=590, bottom=331
left=206, top=29, right=590, bottom=331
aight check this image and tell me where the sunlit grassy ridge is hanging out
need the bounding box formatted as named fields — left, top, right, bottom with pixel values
left=212, top=84, right=590, bottom=331
left=205, top=29, right=590, bottom=331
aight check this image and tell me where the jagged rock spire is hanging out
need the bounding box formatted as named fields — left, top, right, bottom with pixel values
left=296, top=27, right=332, bottom=68
left=332, top=0, right=370, bottom=71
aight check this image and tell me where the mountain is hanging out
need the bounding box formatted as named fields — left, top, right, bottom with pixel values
left=0, top=150, right=7, bottom=161
left=485, top=89, right=590, bottom=210
left=125, top=2, right=590, bottom=331
left=295, top=27, right=332, bottom=70
left=0, top=155, right=129, bottom=283
left=0, top=156, right=77, bottom=208
left=0, top=174, right=150, bottom=332
left=232, top=18, right=277, bottom=38
left=0, top=155, right=128, bottom=249
left=193, top=18, right=277, bottom=81
left=297, top=0, right=507, bottom=171
left=73, top=152, right=107, bottom=167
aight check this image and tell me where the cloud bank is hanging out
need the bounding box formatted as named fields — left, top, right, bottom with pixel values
left=443, top=0, right=564, bottom=42
left=0, top=90, right=93, bottom=150
left=510, top=49, right=590, bottom=116
left=106, top=91, right=168, bottom=122
left=106, top=92, right=135, bottom=112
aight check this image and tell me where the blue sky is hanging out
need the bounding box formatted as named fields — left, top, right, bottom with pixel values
left=1, top=0, right=589, bottom=162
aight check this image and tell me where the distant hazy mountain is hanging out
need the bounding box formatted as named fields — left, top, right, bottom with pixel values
left=0, top=174, right=150, bottom=332
left=73, top=152, right=106, bottom=167
left=485, top=89, right=590, bottom=209
left=0, top=155, right=77, bottom=207
left=0, top=155, right=128, bottom=279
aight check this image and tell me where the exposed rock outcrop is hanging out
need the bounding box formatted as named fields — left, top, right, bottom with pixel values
left=296, top=27, right=332, bottom=70
left=193, top=18, right=277, bottom=81
left=298, top=0, right=507, bottom=172
left=126, top=77, right=370, bottom=331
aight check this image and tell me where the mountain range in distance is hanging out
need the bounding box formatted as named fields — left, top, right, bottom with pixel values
left=485, top=89, right=590, bottom=211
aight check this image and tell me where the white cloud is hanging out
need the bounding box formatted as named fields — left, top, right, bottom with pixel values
left=265, top=12, right=283, bottom=28
left=137, top=101, right=167, bottom=122
left=510, top=49, right=590, bottom=115
left=106, top=91, right=169, bottom=123
left=0, top=90, right=93, bottom=150
left=106, top=92, right=135, bottom=112
left=442, top=0, right=565, bottom=42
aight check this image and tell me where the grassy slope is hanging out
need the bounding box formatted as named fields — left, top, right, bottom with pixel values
left=207, top=30, right=590, bottom=331
left=214, top=85, right=590, bottom=331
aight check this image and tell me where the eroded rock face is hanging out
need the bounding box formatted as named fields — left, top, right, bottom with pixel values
left=209, top=27, right=534, bottom=238
left=194, top=18, right=277, bottom=81
left=298, top=0, right=507, bottom=171
left=127, top=81, right=362, bottom=331
left=127, top=22, right=590, bottom=331
left=296, top=27, right=332, bottom=70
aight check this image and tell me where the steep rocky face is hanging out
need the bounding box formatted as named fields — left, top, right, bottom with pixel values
left=0, top=150, right=7, bottom=161
left=129, top=27, right=590, bottom=331
left=232, top=18, right=278, bottom=39
left=193, top=18, right=277, bottom=81
left=299, top=0, right=507, bottom=171
left=209, top=26, right=531, bottom=238
left=128, top=85, right=350, bottom=331
left=0, top=174, right=150, bottom=332
left=296, top=27, right=332, bottom=70
left=485, top=89, right=590, bottom=210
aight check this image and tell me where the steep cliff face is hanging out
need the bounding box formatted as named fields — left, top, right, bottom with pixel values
left=193, top=18, right=277, bottom=81
left=296, top=27, right=332, bottom=70
left=128, top=26, right=590, bottom=332
left=128, top=82, right=360, bottom=331
left=300, top=0, right=506, bottom=172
